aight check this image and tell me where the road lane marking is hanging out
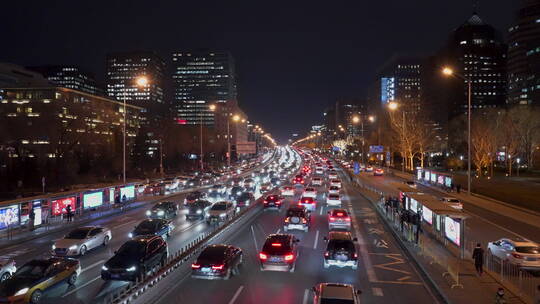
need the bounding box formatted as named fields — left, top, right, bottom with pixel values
left=228, top=285, right=244, bottom=304
left=303, top=289, right=310, bottom=304
left=313, top=230, right=319, bottom=249
left=251, top=225, right=258, bottom=252
left=319, top=205, right=323, bottom=215
left=82, top=259, right=105, bottom=273
left=276, top=228, right=280, bottom=234
left=372, top=287, right=384, bottom=296
left=112, top=220, right=137, bottom=230
left=62, top=275, right=101, bottom=297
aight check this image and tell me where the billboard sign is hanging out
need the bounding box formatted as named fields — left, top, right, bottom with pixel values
left=83, top=191, right=103, bottom=209
left=0, top=205, right=19, bottom=230
left=120, top=185, right=135, bottom=201
left=353, top=162, right=360, bottom=174
left=51, top=196, right=76, bottom=216
left=369, top=145, right=384, bottom=153
left=422, top=206, right=433, bottom=225
left=445, top=217, right=461, bottom=246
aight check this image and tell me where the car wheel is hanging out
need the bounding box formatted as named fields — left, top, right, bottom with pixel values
left=30, top=289, right=42, bottom=304
left=0, top=272, right=10, bottom=282
left=103, top=236, right=110, bottom=246
left=289, top=263, right=296, bottom=272
left=79, top=245, right=87, bottom=256
left=68, top=272, right=78, bottom=285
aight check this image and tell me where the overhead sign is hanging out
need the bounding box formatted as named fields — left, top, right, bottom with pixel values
left=369, top=145, right=384, bottom=153
left=236, top=142, right=256, bottom=154
left=353, top=162, right=360, bottom=174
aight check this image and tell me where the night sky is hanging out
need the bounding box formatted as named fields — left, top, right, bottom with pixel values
left=3, top=1, right=519, bottom=143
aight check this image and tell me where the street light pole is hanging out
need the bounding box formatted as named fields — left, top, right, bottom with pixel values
left=199, top=106, right=204, bottom=172
left=160, top=138, right=164, bottom=176
left=227, top=117, right=231, bottom=167
left=402, top=110, right=406, bottom=172
left=361, top=120, right=365, bottom=164
left=467, top=80, right=472, bottom=195
left=123, top=99, right=126, bottom=183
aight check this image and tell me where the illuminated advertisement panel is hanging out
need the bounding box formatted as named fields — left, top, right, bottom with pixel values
left=424, top=171, right=430, bottom=181
left=445, top=217, right=461, bottom=246
left=409, top=198, right=418, bottom=213
left=430, top=173, right=437, bottom=183
left=120, top=185, right=135, bottom=201
left=422, top=206, right=433, bottom=225
left=445, top=176, right=452, bottom=188
left=0, top=205, right=19, bottom=230
left=417, top=169, right=422, bottom=180
left=51, top=197, right=76, bottom=216
left=83, top=191, right=103, bottom=209
left=437, top=175, right=444, bottom=185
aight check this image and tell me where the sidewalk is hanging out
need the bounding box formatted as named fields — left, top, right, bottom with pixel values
left=356, top=179, right=528, bottom=304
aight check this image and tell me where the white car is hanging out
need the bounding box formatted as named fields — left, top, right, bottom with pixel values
left=326, top=194, right=341, bottom=207
left=488, top=239, right=540, bottom=269
left=303, top=187, right=317, bottom=198
left=441, top=197, right=463, bottom=209
left=311, top=177, right=323, bottom=186
left=328, top=172, right=338, bottom=180
left=52, top=226, right=112, bottom=256
left=328, top=186, right=340, bottom=195
left=0, top=259, right=16, bottom=282
left=280, top=186, right=295, bottom=196
left=330, top=179, right=341, bottom=189
left=404, top=181, right=417, bottom=189
left=315, top=168, right=324, bottom=175
left=366, top=166, right=374, bottom=172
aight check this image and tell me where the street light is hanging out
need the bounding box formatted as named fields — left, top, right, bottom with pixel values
left=442, top=66, right=472, bottom=195
left=388, top=102, right=406, bottom=171
left=388, top=101, right=399, bottom=111
left=352, top=116, right=360, bottom=124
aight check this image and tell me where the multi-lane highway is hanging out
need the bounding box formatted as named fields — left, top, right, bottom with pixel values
left=133, top=165, right=441, bottom=304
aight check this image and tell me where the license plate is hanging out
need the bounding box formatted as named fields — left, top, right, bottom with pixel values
left=525, top=257, right=537, bottom=261
left=269, top=257, right=282, bottom=262
left=201, top=267, right=211, bottom=273
left=111, top=274, right=120, bottom=279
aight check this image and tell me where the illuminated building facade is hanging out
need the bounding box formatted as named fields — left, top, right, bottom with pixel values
left=28, top=66, right=103, bottom=96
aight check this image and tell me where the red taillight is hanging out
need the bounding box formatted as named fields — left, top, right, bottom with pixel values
left=512, top=253, right=524, bottom=259
left=329, top=217, right=336, bottom=221
left=301, top=181, right=304, bottom=184
left=324, top=252, right=329, bottom=257
left=191, top=263, right=201, bottom=269
left=344, top=217, right=351, bottom=221
left=337, top=212, right=344, bottom=216
left=271, top=243, right=282, bottom=247
left=263, top=200, right=268, bottom=204
left=353, top=253, right=358, bottom=258
left=259, top=253, right=268, bottom=260
left=276, top=201, right=281, bottom=205
left=302, top=218, right=307, bottom=224
left=285, top=218, right=289, bottom=223
left=285, top=254, right=294, bottom=261
left=212, top=264, right=224, bottom=270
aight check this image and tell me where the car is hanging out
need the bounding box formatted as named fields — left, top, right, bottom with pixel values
left=293, top=175, right=305, bottom=185
left=206, top=201, right=236, bottom=224
left=162, top=178, right=179, bottom=192
left=210, top=184, right=227, bottom=195
left=186, top=178, right=201, bottom=187
left=328, top=186, right=340, bottom=195
left=404, top=181, right=417, bottom=189
left=146, top=201, right=178, bottom=219
left=129, top=219, right=174, bottom=239
left=298, top=196, right=317, bottom=211
left=327, top=209, right=351, bottom=231
left=441, top=197, right=463, bottom=210
left=263, top=195, right=283, bottom=210
left=373, top=168, right=384, bottom=176
left=0, top=259, right=16, bottom=282
left=366, top=166, right=374, bottom=172
left=236, top=192, right=255, bottom=207
left=259, top=234, right=300, bottom=272
left=280, top=186, right=295, bottom=196
left=184, top=191, right=207, bottom=206
left=326, top=194, right=342, bottom=207
left=312, top=283, right=361, bottom=304
left=0, top=257, right=80, bottom=304
left=243, top=178, right=256, bottom=190
left=260, top=182, right=272, bottom=192
left=52, top=226, right=112, bottom=256
left=101, top=235, right=168, bottom=282
left=315, top=168, right=324, bottom=175
left=323, top=231, right=358, bottom=269
left=303, top=187, right=317, bottom=199
left=311, top=177, right=323, bottom=186
left=270, top=177, right=281, bottom=186
left=185, top=200, right=213, bottom=220
left=328, top=171, right=338, bottom=179
left=284, top=206, right=311, bottom=232
left=229, top=186, right=245, bottom=201
left=487, top=238, right=540, bottom=269
left=330, top=179, right=342, bottom=189
left=144, top=183, right=164, bottom=196
left=191, top=244, right=243, bottom=280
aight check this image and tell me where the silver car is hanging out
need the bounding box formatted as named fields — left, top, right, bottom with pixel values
left=0, top=258, right=16, bottom=281
left=488, top=238, right=540, bottom=269
left=52, top=226, right=112, bottom=256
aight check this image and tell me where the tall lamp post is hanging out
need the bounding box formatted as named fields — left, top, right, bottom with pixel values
left=199, top=104, right=216, bottom=172
left=387, top=102, right=405, bottom=171
left=443, top=67, right=472, bottom=195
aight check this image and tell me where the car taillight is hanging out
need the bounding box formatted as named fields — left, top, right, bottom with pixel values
left=263, top=200, right=268, bottom=204
left=276, top=201, right=281, bottom=205
left=344, top=217, right=351, bottom=221
left=324, top=251, right=329, bottom=257
left=302, top=218, right=307, bottom=224
left=191, top=263, right=201, bottom=269
left=353, top=253, right=358, bottom=259
left=285, top=254, right=294, bottom=261
left=337, top=212, right=344, bottom=216
left=512, top=253, right=524, bottom=259
left=212, top=264, right=224, bottom=270
left=259, top=253, right=268, bottom=260
left=271, top=243, right=282, bottom=247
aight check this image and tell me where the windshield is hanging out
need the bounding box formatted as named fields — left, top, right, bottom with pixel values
left=329, top=195, right=340, bottom=199
left=516, top=246, right=540, bottom=254
left=211, top=204, right=227, bottom=211
left=136, top=221, right=158, bottom=231
left=117, top=242, right=146, bottom=258
left=328, top=240, right=355, bottom=251
left=287, top=209, right=304, bottom=217
left=65, top=228, right=90, bottom=239
left=15, top=263, right=48, bottom=278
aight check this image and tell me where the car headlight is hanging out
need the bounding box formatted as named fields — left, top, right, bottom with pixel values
left=52, top=244, right=56, bottom=250
left=146, top=210, right=151, bottom=216
left=157, top=210, right=165, bottom=216
left=126, top=266, right=137, bottom=272
left=128, top=232, right=133, bottom=238
left=69, top=245, right=78, bottom=250
left=14, top=288, right=29, bottom=296
left=237, top=191, right=242, bottom=195
left=196, top=209, right=202, bottom=214
left=219, top=213, right=227, bottom=217
left=102, top=265, right=109, bottom=271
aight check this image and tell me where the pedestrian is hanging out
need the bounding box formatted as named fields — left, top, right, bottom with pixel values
left=456, top=184, right=461, bottom=194
left=534, top=285, right=540, bottom=304
left=472, top=243, right=484, bottom=276
left=28, top=209, right=35, bottom=231
left=451, top=182, right=455, bottom=192
left=66, top=204, right=73, bottom=223
left=122, top=194, right=127, bottom=203
left=494, top=287, right=506, bottom=304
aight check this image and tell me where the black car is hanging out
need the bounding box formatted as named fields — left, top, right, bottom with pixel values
left=184, top=191, right=207, bottom=206
left=235, top=192, right=255, bottom=208
left=259, top=234, right=300, bottom=272
left=129, top=219, right=173, bottom=239
left=101, top=236, right=168, bottom=281
left=186, top=178, right=201, bottom=187
left=191, top=244, right=243, bottom=280
left=323, top=231, right=358, bottom=270
left=270, top=177, right=281, bottom=186
left=146, top=201, right=178, bottom=219
left=263, top=195, right=283, bottom=210
left=186, top=200, right=213, bottom=220
left=283, top=206, right=311, bottom=232
left=229, top=186, right=245, bottom=201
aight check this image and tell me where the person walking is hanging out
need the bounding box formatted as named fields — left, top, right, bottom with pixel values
left=456, top=184, right=461, bottom=194
left=494, top=287, right=506, bottom=304
left=66, top=204, right=73, bottom=223
left=28, top=209, right=35, bottom=231
left=472, top=243, right=485, bottom=276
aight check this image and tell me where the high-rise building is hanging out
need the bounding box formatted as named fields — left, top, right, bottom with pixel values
left=171, top=51, right=237, bottom=125
left=508, top=0, right=540, bottom=106
left=28, top=65, right=103, bottom=96
left=378, top=56, right=423, bottom=115
left=106, top=51, right=165, bottom=122
left=0, top=63, right=49, bottom=87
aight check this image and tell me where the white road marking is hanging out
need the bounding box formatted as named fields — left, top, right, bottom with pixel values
left=251, top=225, right=258, bottom=252
left=62, top=275, right=100, bottom=297
left=313, top=230, right=319, bottom=249
left=319, top=205, right=323, bottom=215
left=276, top=228, right=280, bottom=234
left=82, top=259, right=105, bottom=273
left=228, top=285, right=244, bottom=304
left=372, top=287, right=384, bottom=296
left=303, top=289, right=310, bottom=304
left=112, top=220, right=137, bottom=230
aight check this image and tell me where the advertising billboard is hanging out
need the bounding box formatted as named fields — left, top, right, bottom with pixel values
left=409, top=198, right=418, bottom=213
left=120, top=185, right=135, bottom=201
left=83, top=191, right=103, bottom=209
left=51, top=196, right=76, bottom=216
left=0, top=205, right=19, bottom=230
left=424, top=170, right=430, bottom=181
left=445, top=217, right=461, bottom=246
left=422, top=206, right=433, bottom=225
left=445, top=176, right=452, bottom=188
left=430, top=173, right=437, bottom=183
left=437, top=175, right=444, bottom=185
left=417, top=169, right=422, bottom=180
left=369, top=145, right=384, bottom=153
